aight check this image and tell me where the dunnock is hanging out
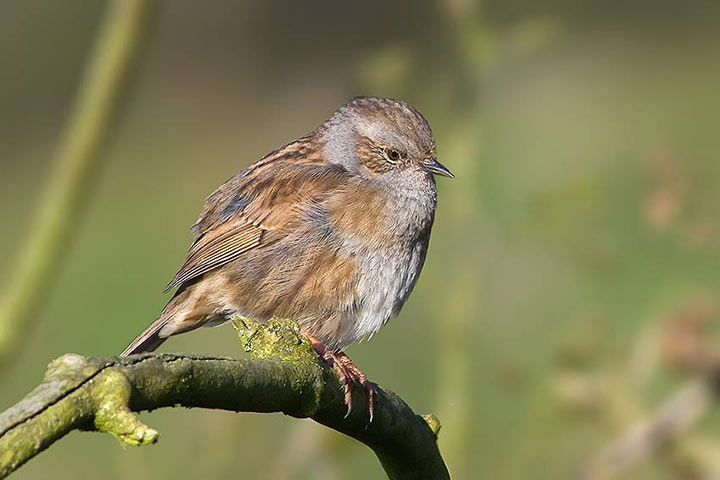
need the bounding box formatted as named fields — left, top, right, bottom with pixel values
left=121, top=97, right=453, bottom=419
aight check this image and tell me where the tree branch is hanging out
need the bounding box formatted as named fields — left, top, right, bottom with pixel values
left=0, top=318, right=449, bottom=480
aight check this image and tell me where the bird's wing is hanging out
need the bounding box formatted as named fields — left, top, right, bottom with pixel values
left=164, top=139, right=349, bottom=292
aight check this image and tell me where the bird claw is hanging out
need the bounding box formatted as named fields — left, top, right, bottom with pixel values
left=307, top=335, right=376, bottom=423
left=335, top=352, right=376, bottom=423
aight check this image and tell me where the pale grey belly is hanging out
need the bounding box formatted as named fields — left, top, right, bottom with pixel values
left=337, top=237, right=429, bottom=348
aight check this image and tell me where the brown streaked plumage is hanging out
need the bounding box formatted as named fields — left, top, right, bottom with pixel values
left=121, top=97, right=453, bottom=419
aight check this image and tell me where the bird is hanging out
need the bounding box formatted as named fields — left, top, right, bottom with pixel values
left=120, top=96, right=453, bottom=420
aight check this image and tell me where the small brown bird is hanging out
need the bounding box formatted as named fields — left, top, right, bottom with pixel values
left=121, top=97, right=453, bottom=418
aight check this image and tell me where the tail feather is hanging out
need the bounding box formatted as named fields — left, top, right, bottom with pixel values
left=121, top=281, right=223, bottom=356
left=121, top=284, right=211, bottom=356
left=120, top=316, right=169, bottom=356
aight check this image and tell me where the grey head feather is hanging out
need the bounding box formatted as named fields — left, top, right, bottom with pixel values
left=321, top=97, right=436, bottom=175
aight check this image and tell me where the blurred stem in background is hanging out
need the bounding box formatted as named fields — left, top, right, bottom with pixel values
left=431, top=2, right=489, bottom=477
left=432, top=118, right=482, bottom=479
left=0, top=0, right=154, bottom=363
left=423, top=1, right=559, bottom=474
left=358, top=1, right=494, bottom=474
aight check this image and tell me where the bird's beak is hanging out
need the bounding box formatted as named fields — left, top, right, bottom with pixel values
left=422, top=158, right=455, bottom=178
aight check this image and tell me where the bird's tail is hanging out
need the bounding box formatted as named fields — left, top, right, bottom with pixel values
left=120, top=287, right=191, bottom=356
left=120, top=315, right=169, bottom=356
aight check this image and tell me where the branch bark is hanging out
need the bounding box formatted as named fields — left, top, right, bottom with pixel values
left=0, top=318, right=449, bottom=480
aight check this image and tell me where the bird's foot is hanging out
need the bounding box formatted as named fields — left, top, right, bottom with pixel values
left=306, top=335, right=376, bottom=422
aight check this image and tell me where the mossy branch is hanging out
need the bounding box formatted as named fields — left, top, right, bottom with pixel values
left=0, top=318, right=449, bottom=480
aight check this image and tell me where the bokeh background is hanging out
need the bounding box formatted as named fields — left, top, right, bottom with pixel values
left=2, top=1, right=720, bottom=479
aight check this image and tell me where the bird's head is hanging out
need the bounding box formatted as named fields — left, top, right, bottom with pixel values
left=322, top=97, right=454, bottom=182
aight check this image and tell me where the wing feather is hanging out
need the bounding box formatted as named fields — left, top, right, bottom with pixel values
left=163, top=138, right=349, bottom=293
left=164, top=219, right=264, bottom=292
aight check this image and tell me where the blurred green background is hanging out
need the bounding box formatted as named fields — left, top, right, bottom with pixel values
left=2, top=1, right=720, bottom=478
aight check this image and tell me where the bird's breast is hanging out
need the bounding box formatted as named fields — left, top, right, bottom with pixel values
left=347, top=230, right=430, bottom=346
left=334, top=192, right=434, bottom=346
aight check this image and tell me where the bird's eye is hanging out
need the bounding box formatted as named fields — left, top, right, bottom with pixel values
left=385, top=148, right=401, bottom=162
